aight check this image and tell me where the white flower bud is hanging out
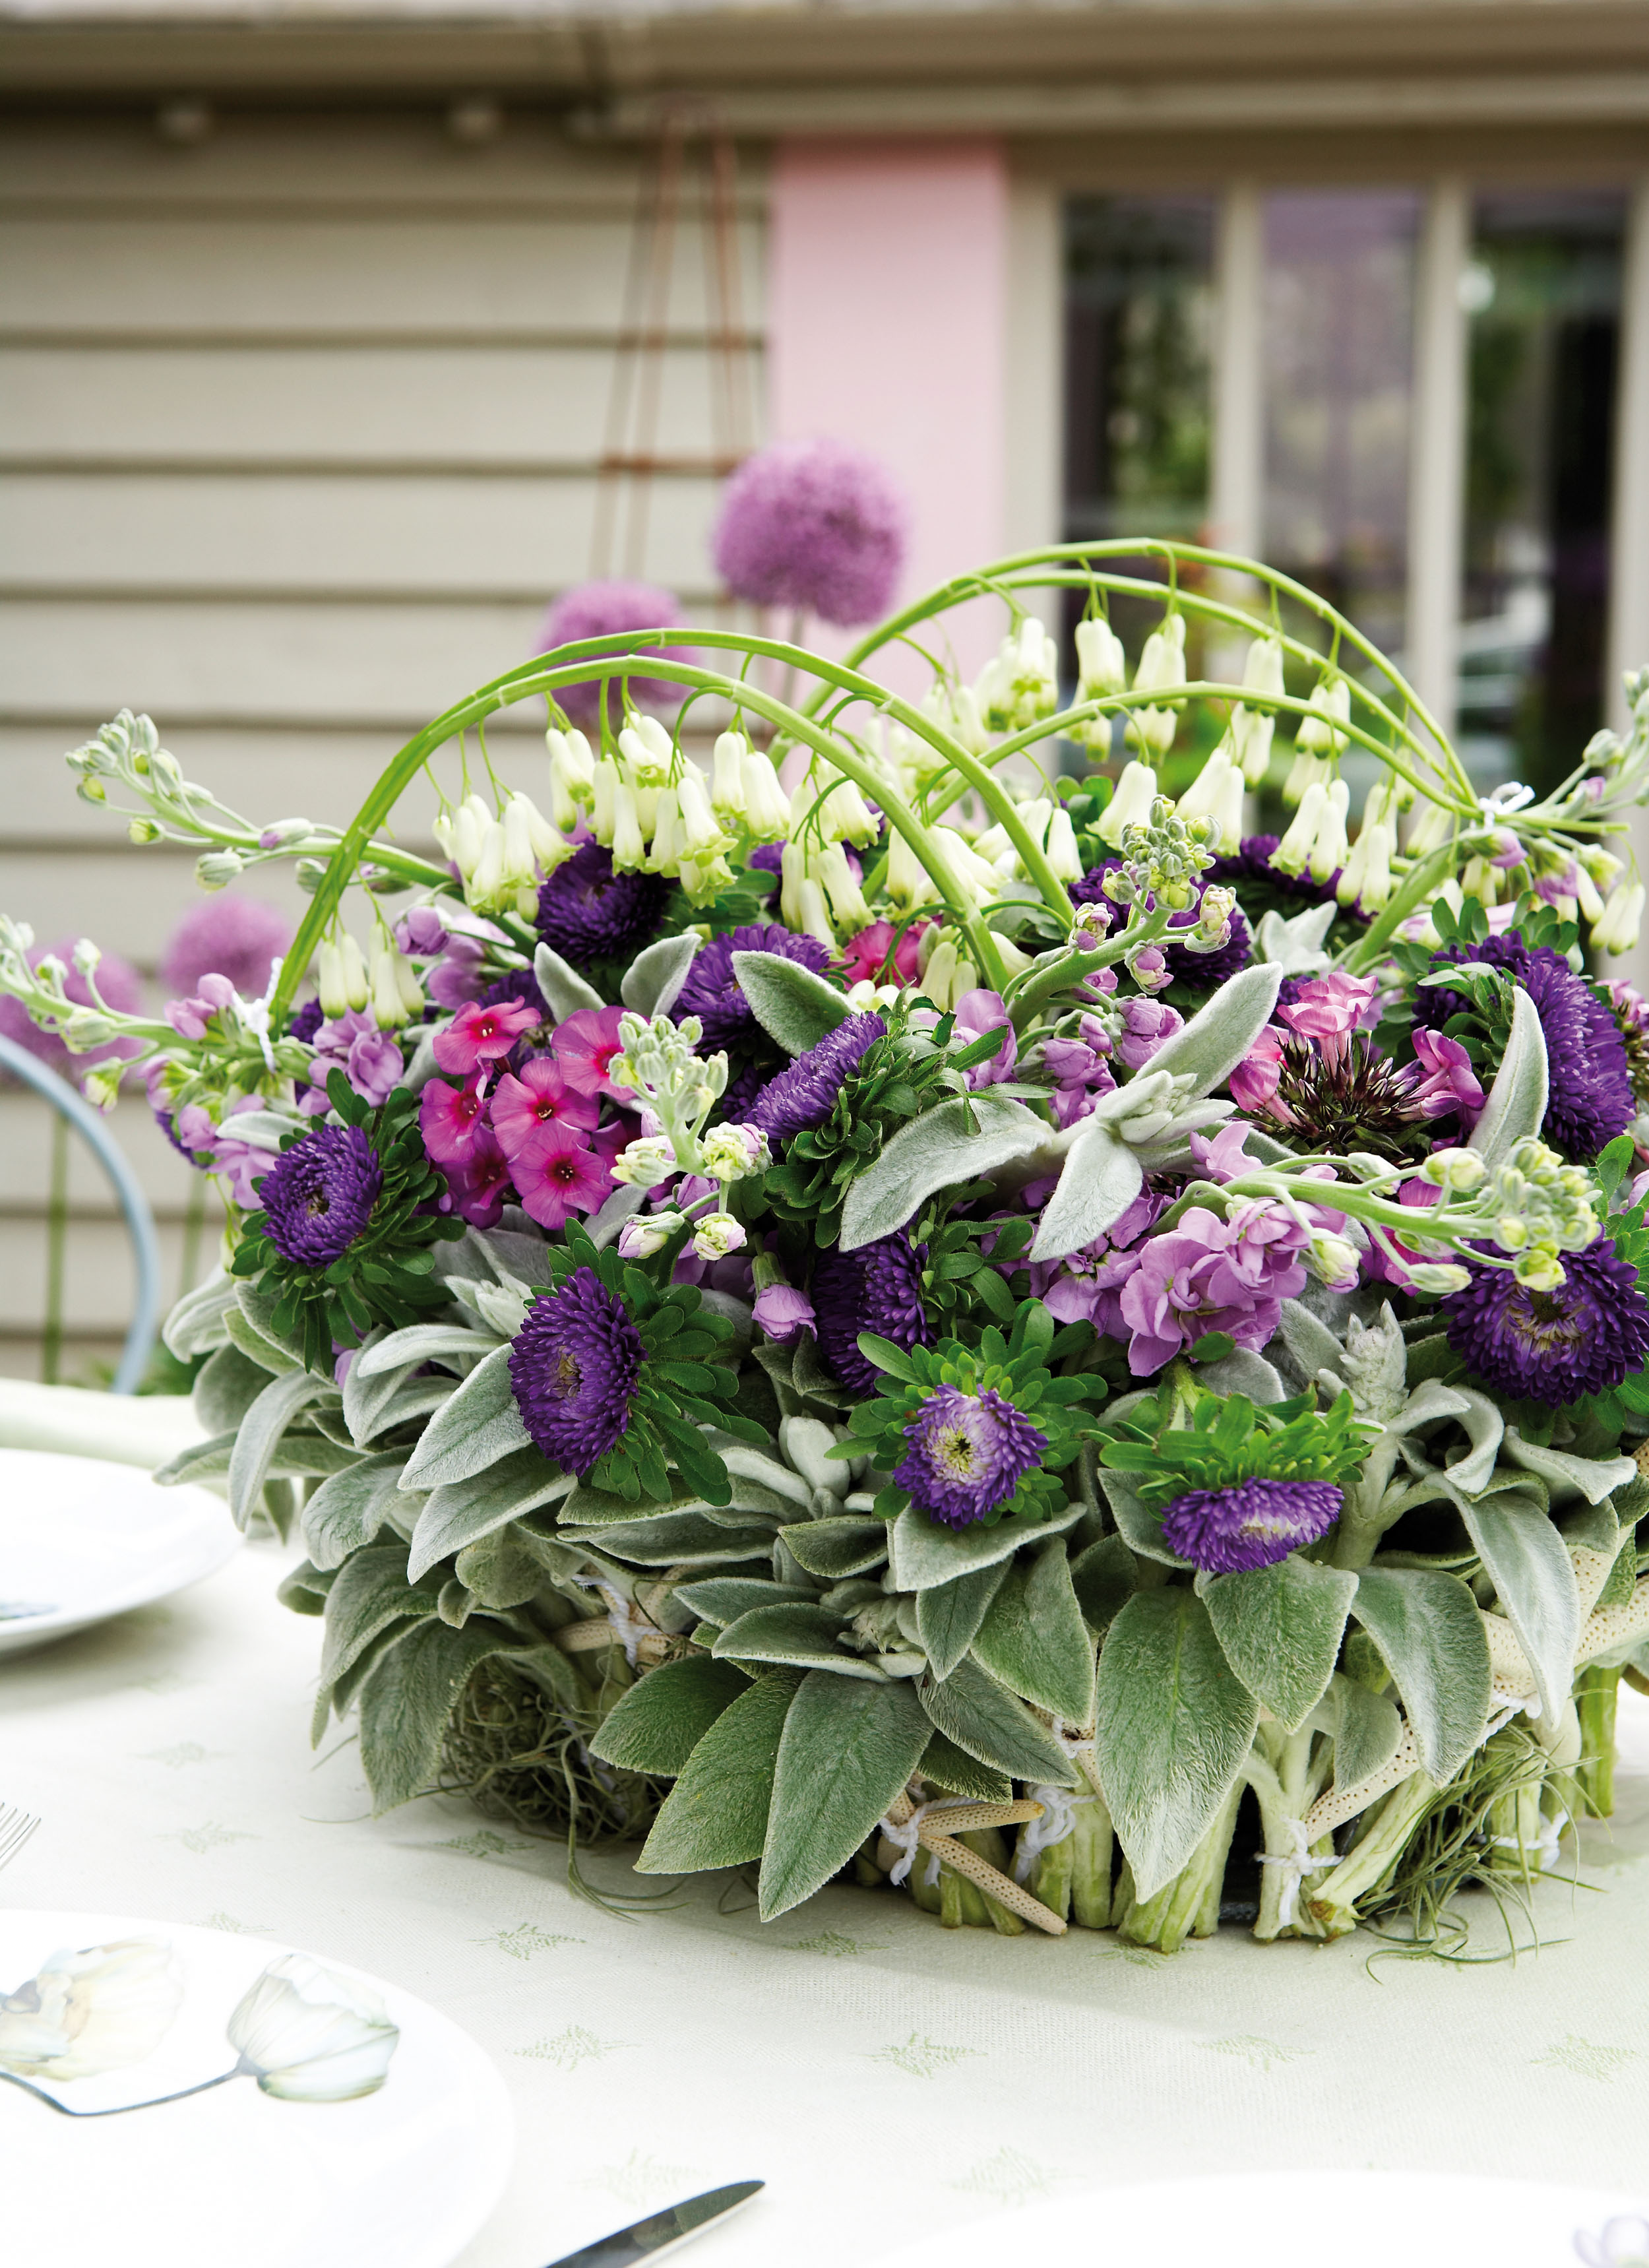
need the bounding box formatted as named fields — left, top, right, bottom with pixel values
left=1044, top=807, right=1084, bottom=883
left=1420, top=1147, right=1485, bottom=1192
left=611, top=1134, right=679, bottom=1189
left=1230, top=635, right=1286, bottom=784
left=922, top=938, right=960, bottom=1011
left=337, top=931, right=371, bottom=1012
left=740, top=745, right=791, bottom=839
left=1296, top=674, right=1352, bottom=759
left=1075, top=615, right=1127, bottom=698
left=618, top=716, right=673, bottom=784
left=590, top=756, right=619, bottom=844
left=318, top=940, right=349, bottom=1019
left=1593, top=881, right=1646, bottom=957
left=710, top=731, right=749, bottom=819
left=71, top=937, right=101, bottom=977
left=795, top=876, right=835, bottom=948
left=692, top=1212, right=748, bottom=1261
left=646, top=788, right=682, bottom=875
left=82, top=1062, right=123, bottom=1111
left=1096, top=761, right=1162, bottom=850
left=700, top=1121, right=770, bottom=1181
left=611, top=784, right=646, bottom=870
left=676, top=768, right=725, bottom=858
left=1404, top=798, right=1453, bottom=856
left=817, top=840, right=871, bottom=932
left=618, top=1211, right=683, bottom=1260
left=1308, top=778, right=1351, bottom=884
left=886, top=826, right=928, bottom=911
left=1307, top=1234, right=1361, bottom=1286
left=195, top=848, right=245, bottom=890
left=1406, top=1261, right=1472, bottom=1296
left=1125, top=614, right=1187, bottom=759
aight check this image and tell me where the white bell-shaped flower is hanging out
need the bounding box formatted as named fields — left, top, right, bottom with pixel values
left=1125, top=614, right=1187, bottom=758
left=1176, top=744, right=1243, bottom=853
left=1231, top=634, right=1286, bottom=784
left=1095, top=759, right=1161, bottom=850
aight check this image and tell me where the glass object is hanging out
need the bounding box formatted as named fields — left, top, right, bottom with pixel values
left=1063, top=195, right=1216, bottom=544
left=1262, top=191, right=1422, bottom=659
left=1459, top=192, right=1625, bottom=797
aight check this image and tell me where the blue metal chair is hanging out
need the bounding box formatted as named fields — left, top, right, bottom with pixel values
left=0, top=1033, right=162, bottom=1395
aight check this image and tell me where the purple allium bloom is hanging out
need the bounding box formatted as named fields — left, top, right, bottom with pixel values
left=536, top=841, right=670, bottom=970
left=1414, top=931, right=1634, bottom=1160
left=1161, top=1478, right=1342, bottom=1574
left=674, top=923, right=832, bottom=1054
left=811, top=1231, right=930, bottom=1395
left=1440, top=1239, right=1649, bottom=1404
left=712, top=439, right=907, bottom=627
left=259, top=1124, right=382, bottom=1268
left=1071, top=860, right=1251, bottom=990
left=892, top=1383, right=1047, bottom=1529
left=509, top=1265, right=645, bottom=1474
left=160, top=893, right=292, bottom=1001
left=0, top=939, right=144, bottom=1081
left=747, top=1012, right=886, bottom=1148
left=534, top=580, right=695, bottom=730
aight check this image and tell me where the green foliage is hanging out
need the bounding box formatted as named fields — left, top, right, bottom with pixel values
left=1099, top=1377, right=1373, bottom=1510
left=232, top=1073, right=464, bottom=1373
left=836, top=1299, right=1109, bottom=1531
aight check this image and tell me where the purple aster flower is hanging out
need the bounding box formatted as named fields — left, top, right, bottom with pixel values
left=536, top=841, right=670, bottom=971
left=1072, top=860, right=1251, bottom=988
left=259, top=1124, right=382, bottom=1269
left=892, top=1383, right=1047, bottom=1529
left=747, top=1012, right=885, bottom=1149
left=289, top=997, right=325, bottom=1050
left=1160, top=1478, right=1342, bottom=1573
left=1414, top=930, right=1633, bottom=1160
left=1440, top=1238, right=1649, bottom=1404
left=160, top=893, right=292, bottom=1001
left=747, top=842, right=785, bottom=884
left=509, top=1265, right=646, bottom=1474
left=811, top=1231, right=931, bottom=1395
left=534, top=580, right=695, bottom=730
left=674, top=924, right=833, bottom=1054
left=712, top=439, right=907, bottom=627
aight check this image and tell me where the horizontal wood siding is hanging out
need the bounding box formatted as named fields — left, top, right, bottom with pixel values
left=0, top=109, right=764, bottom=1378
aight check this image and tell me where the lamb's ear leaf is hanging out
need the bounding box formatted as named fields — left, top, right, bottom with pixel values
left=621, top=932, right=699, bottom=1019
left=588, top=1653, right=752, bottom=1775
left=730, top=949, right=852, bottom=1055
left=919, top=1654, right=1078, bottom=1786
left=636, top=1670, right=803, bottom=1873
left=1448, top=1482, right=1580, bottom=1725
left=533, top=942, right=605, bottom=1020
left=1468, top=985, right=1549, bottom=1170
left=356, top=1617, right=516, bottom=1813
left=916, top=1558, right=1010, bottom=1683
left=1028, top=1121, right=1144, bottom=1267
left=971, top=1541, right=1096, bottom=1722
left=1202, top=1555, right=1358, bottom=1732
left=840, top=1092, right=1048, bottom=1251
left=1093, top=1589, right=1259, bottom=1901
left=1349, top=1565, right=1491, bottom=1780
left=398, top=1344, right=532, bottom=1491
left=1330, top=1672, right=1404, bottom=1794
left=1143, top=961, right=1285, bottom=1100
left=228, top=1369, right=330, bottom=1532
left=757, top=1672, right=931, bottom=1920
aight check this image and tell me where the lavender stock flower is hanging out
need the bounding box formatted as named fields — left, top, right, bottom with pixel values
left=509, top=1265, right=645, bottom=1473
left=259, top=1125, right=382, bottom=1268
left=892, top=1383, right=1047, bottom=1529
left=1161, top=1478, right=1343, bottom=1573
left=747, top=1012, right=885, bottom=1148
left=812, top=1230, right=931, bottom=1395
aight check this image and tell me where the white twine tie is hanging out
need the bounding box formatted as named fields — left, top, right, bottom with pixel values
left=877, top=1802, right=935, bottom=1886
left=571, top=1575, right=652, bottom=1668
left=1492, top=1807, right=1570, bottom=1862
left=1259, top=1817, right=1334, bottom=1926
left=1011, top=1784, right=1092, bottom=1883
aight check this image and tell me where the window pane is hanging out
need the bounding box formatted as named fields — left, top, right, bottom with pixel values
left=1063, top=195, right=1216, bottom=543
left=1262, top=191, right=1421, bottom=658
left=1460, top=192, right=1625, bottom=797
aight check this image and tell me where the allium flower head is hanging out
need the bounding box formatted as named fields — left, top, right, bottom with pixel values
left=673, top=923, right=832, bottom=1054
left=534, top=580, right=694, bottom=729
left=1161, top=1477, right=1342, bottom=1573
left=712, top=439, right=907, bottom=626
left=1440, top=1238, right=1649, bottom=1404
left=536, top=841, right=670, bottom=971
left=160, top=893, right=292, bottom=1001
left=892, top=1383, right=1047, bottom=1529
left=747, top=1011, right=885, bottom=1148
left=1415, top=930, right=1634, bottom=1160
left=509, top=1264, right=646, bottom=1474
left=259, top=1124, right=382, bottom=1269
left=811, top=1230, right=931, bottom=1395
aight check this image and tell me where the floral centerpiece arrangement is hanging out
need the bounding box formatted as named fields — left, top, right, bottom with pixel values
left=10, top=539, right=1649, bottom=1952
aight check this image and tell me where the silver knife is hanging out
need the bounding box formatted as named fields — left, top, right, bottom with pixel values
left=544, top=2182, right=764, bottom=2268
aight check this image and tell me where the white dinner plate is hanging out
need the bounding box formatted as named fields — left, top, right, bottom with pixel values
left=897, top=2173, right=1649, bottom=2268
left=0, top=1912, right=514, bottom=2268
left=0, top=1446, right=238, bottom=1654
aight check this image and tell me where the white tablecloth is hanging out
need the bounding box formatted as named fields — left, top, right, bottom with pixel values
left=6, top=1498, right=1649, bottom=2265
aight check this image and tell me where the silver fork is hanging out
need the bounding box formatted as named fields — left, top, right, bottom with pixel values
left=0, top=1808, right=40, bottom=1872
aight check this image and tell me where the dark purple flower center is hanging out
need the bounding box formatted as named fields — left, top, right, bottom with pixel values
left=674, top=923, right=832, bottom=1055
left=536, top=842, right=669, bottom=971
left=811, top=1232, right=931, bottom=1395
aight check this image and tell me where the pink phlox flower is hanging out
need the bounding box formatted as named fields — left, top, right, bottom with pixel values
left=491, top=1055, right=602, bottom=1164
left=952, top=989, right=1017, bottom=1088
left=753, top=1284, right=815, bottom=1343
left=301, top=1007, right=403, bottom=1114
left=433, top=997, right=540, bottom=1075
left=1115, top=995, right=1184, bottom=1072
left=553, top=1006, right=631, bottom=1100
left=1229, top=1025, right=1289, bottom=1119
left=419, top=1073, right=491, bottom=1165
left=425, top=934, right=487, bottom=1010
left=511, top=1126, right=612, bottom=1231
left=1277, top=974, right=1379, bottom=1069
left=437, top=1125, right=511, bottom=1229
left=160, top=895, right=292, bottom=1001
left=1408, top=1027, right=1486, bottom=1123
left=840, top=919, right=928, bottom=988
